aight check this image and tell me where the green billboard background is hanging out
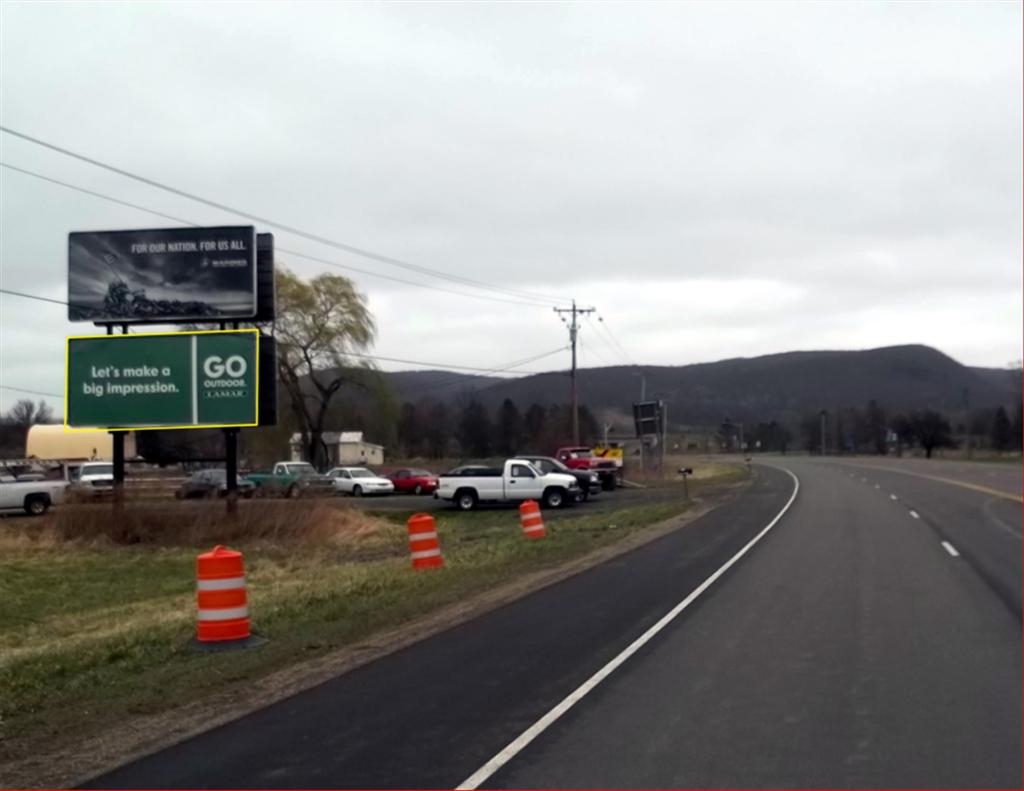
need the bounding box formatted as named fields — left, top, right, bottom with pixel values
left=66, top=330, right=258, bottom=430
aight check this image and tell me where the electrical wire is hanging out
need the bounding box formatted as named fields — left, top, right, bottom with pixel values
left=0, top=384, right=63, bottom=400
left=0, top=287, right=560, bottom=377
left=1, top=162, right=545, bottom=309
left=398, top=346, right=568, bottom=398
left=0, top=127, right=571, bottom=307
left=595, top=312, right=636, bottom=366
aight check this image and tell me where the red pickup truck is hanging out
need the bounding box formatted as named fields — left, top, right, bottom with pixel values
left=555, top=446, right=620, bottom=490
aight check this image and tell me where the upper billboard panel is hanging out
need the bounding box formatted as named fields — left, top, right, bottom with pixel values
left=68, top=226, right=256, bottom=323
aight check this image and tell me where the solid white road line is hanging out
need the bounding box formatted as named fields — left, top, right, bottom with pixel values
left=941, top=541, right=960, bottom=557
left=455, top=467, right=801, bottom=791
left=890, top=494, right=898, bottom=501
left=909, top=510, right=920, bottom=519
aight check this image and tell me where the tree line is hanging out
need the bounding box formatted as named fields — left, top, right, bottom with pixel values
left=397, top=398, right=601, bottom=459
left=794, top=400, right=1023, bottom=458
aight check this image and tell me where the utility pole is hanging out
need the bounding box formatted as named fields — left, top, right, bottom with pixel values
left=554, top=299, right=595, bottom=445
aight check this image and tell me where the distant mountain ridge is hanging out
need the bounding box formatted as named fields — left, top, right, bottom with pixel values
left=383, top=345, right=1017, bottom=428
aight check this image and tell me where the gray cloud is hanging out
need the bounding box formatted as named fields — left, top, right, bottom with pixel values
left=1, top=1, right=1021, bottom=413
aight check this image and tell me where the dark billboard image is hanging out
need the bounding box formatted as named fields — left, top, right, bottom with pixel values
left=68, top=226, right=256, bottom=323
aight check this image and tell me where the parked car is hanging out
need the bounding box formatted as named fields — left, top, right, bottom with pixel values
left=436, top=459, right=580, bottom=511
left=385, top=468, right=438, bottom=495
left=555, top=446, right=619, bottom=490
left=327, top=467, right=395, bottom=497
left=176, top=469, right=256, bottom=499
left=0, top=478, right=68, bottom=516
left=246, top=462, right=336, bottom=498
left=518, top=455, right=601, bottom=501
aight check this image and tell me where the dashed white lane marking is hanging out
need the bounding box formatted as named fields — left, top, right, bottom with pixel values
left=874, top=484, right=880, bottom=490
left=455, top=467, right=802, bottom=790
left=941, top=541, right=960, bottom=557
left=861, top=478, right=867, bottom=483
left=909, top=510, right=920, bottom=519
left=890, top=494, right=898, bottom=501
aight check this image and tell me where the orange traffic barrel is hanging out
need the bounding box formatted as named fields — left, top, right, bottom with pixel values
left=407, top=513, right=444, bottom=569
left=519, top=500, right=546, bottom=539
left=195, top=545, right=250, bottom=642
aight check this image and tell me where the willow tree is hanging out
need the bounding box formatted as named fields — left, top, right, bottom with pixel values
left=275, top=268, right=375, bottom=469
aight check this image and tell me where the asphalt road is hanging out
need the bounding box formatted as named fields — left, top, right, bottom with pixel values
left=85, top=458, right=1021, bottom=789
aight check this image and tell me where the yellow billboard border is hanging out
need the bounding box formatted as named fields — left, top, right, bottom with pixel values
left=64, top=328, right=261, bottom=432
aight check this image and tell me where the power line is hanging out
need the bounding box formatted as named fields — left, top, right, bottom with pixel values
left=1, top=385, right=63, bottom=400
left=0, top=287, right=559, bottom=377
left=579, top=321, right=614, bottom=367
left=581, top=314, right=620, bottom=367
left=0, top=127, right=570, bottom=307
left=399, top=346, right=568, bottom=397
left=595, top=312, right=636, bottom=366
left=0, top=162, right=545, bottom=309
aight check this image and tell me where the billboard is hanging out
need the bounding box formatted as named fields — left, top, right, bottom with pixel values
left=68, top=226, right=256, bottom=323
left=65, top=330, right=259, bottom=430
left=633, top=400, right=664, bottom=437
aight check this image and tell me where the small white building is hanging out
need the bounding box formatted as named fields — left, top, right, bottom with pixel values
left=290, top=431, right=384, bottom=467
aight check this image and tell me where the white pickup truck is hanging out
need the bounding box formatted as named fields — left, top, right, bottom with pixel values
left=436, top=459, right=581, bottom=511
left=0, top=477, right=68, bottom=515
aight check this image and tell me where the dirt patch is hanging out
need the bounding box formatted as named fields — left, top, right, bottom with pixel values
left=2, top=477, right=747, bottom=789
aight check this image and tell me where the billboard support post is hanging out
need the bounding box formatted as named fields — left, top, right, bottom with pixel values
left=224, top=428, right=238, bottom=516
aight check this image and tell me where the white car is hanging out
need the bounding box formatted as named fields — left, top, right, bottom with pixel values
left=326, top=467, right=395, bottom=497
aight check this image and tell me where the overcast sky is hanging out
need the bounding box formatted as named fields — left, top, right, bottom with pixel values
left=1, top=1, right=1021, bottom=413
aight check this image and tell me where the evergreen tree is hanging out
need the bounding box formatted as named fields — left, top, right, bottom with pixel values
left=457, top=400, right=492, bottom=457
left=524, top=403, right=546, bottom=449
left=991, top=406, right=1012, bottom=451
left=864, top=400, right=888, bottom=455
left=496, top=398, right=523, bottom=456
left=424, top=401, right=451, bottom=458
left=397, top=402, right=424, bottom=457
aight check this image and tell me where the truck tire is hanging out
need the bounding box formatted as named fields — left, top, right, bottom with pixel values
left=286, top=484, right=300, bottom=499
left=543, top=487, right=567, bottom=509
left=454, top=489, right=478, bottom=511
left=24, top=495, right=49, bottom=516
left=602, top=475, right=617, bottom=491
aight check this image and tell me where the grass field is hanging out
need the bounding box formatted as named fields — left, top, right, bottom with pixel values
left=0, top=464, right=744, bottom=782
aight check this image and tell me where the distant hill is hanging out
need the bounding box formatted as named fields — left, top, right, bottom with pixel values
left=383, top=345, right=1017, bottom=429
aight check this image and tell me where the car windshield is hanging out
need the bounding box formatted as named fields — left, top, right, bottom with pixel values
left=83, top=464, right=113, bottom=476
left=287, top=464, right=317, bottom=476
left=411, top=469, right=432, bottom=477
left=349, top=469, right=375, bottom=478
left=544, top=458, right=571, bottom=473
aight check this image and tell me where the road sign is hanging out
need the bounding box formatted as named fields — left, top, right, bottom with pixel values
left=633, top=400, right=664, bottom=437
left=68, top=226, right=257, bottom=323
left=66, top=330, right=259, bottom=430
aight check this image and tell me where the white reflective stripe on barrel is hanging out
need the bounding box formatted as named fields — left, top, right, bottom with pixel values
left=410, top=548, right=442, bottom=560
left=197, top=605, right=249, bottom=621
left=196, top=576, right=246, bottom=591
left=408, top=531, right=438, bottom=541
left=524, top=525, right=545, bottom=533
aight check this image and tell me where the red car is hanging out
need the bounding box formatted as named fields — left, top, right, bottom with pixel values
left=386, top=468, right=439, bottom=495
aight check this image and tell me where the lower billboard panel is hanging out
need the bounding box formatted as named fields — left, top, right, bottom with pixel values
left=66, top=330, right=259, bottom=430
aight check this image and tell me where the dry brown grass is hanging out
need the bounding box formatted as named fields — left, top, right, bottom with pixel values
left=42, top=499, right=393, bottom=547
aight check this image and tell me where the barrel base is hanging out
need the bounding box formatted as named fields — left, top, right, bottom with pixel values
left=190, top=633, right=267, bottom=653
